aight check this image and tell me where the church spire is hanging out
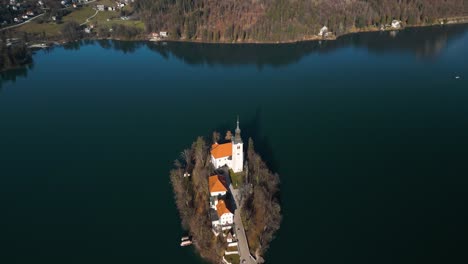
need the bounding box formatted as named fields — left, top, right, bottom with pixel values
left=234, top=116, right=242, bottom=143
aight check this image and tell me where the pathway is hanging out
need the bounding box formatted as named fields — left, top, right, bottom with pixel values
left=230, top=186, right=257, bottom=264
left=1, top=0, right=98, bottom=32
left=217, top=167, right=256, bottom=264
left=0, top=13, right=45, bottom=32
left=80, top=10, right=99, bottom=26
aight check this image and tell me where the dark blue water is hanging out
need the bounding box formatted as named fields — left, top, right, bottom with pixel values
left=1, top=24, right=468, bottom=264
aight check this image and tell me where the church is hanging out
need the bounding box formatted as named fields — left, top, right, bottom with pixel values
left=210, top=118, right=244, bottom=173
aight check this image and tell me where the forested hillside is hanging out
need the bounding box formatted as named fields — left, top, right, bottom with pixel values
left=135, top=0, right=468, bottom=42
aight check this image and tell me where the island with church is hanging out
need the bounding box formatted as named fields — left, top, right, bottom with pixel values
left=169, top=118, right=281, bottom=264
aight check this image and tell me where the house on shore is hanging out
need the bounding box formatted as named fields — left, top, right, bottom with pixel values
left=318, top=26, right=328, bottom=37
left=391, top=20, right=402, bottom=29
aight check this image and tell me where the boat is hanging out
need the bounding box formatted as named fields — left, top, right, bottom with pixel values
left=181, top=236, right=190, bottom=241
left=180, top=240, right=192, bottom=247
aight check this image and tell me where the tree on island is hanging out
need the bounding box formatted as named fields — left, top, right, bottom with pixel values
left=170, top=137, right=226, bottom=263
left=225, top=130, right=232, bottom=141
left=242, top=138, right=281, bottom=260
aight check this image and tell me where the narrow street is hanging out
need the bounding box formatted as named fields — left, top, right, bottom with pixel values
left=230, top=186, right=257, bottom=264
left=0, top=13, right=44, bottom=32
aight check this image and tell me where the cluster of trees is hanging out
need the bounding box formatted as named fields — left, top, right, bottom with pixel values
left=95, top=24, right=143, bottom=40
left=60, top=21, right=142, bottom=42
left=1, top=0, right=40, bottom=25
left=0, top=0, right=68, bottom=26
left=109, top=24, right=143, bottom=39
left=61, top=21, right=82, bottom=41
left=241, top=138, right=281, bottom=260
left=134, top=0, right=468, bottom=42
left=170, top=137, right=226, bottom=263
left=0, top=33, right=32, bottom=72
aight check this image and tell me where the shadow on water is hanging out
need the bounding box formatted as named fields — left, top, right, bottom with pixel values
left=242, top=108, right=279, bottom=173
left=148, top=24, right=468, bottom=67
left=1, top=24, right=468, bottom=88
left=0, top=63, right=33, bottom=90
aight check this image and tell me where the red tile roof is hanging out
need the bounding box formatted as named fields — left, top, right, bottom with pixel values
left=209, top=175, right=227, bottom=194
left=211, top=142, right=232, bottom=159
left=216, top=199, right=232, bottom=217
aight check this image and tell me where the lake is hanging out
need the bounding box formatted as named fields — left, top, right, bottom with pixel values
left=1, top=24, right=468, bottom=264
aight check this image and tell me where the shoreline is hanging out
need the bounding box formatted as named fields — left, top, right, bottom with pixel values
left=148, top=17, right=468, bottom=45
left=2, top=19, right=468, bottom=73
left=8, top=16, right=468, bottom=47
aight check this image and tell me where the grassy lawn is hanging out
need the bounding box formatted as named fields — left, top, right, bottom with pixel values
left=224, top=254, right=240, bottom=264
left=16, top=22, right=62, bottom=37
left=91, top=10, right=118, bottom=22
left=62, top=7, right=96, bottom=24
left=99, top=19, right=145, bottom=30
left=86, top=9, right=145, bottom=30
left=95, top=0, right=118, bottom=6
left=14, top=1, right=145, bottom=38
left=226, top=246, right=238, bottom=252
left=229, top=169, right=244, bottom=189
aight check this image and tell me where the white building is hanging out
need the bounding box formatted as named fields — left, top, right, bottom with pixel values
left=209, top=175, right=234, bottom=229
left=211, top=199, right=234, bottom=227
left=209, top=175, right=227, bottom=197
left=318, top=26, right=328, bottom=37
left=210, top=118, right=243, bottom=173
left=391, top=20, right=402, bottom=29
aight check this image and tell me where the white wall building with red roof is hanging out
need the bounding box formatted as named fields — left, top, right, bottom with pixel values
left=211, top=199, right=234, bottom=228
left=210, top=118, right=244, bottom=173
left=209, top=175, right=228, bottom=197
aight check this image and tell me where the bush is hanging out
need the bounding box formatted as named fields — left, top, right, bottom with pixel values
left=61, top=21, right=82, bottom=41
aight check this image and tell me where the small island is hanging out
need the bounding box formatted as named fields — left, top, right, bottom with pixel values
left=170, top=118, right=281, bottom=264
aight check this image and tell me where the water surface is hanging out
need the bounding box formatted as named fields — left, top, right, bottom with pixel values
left=1, top=24, right=468, bottom=264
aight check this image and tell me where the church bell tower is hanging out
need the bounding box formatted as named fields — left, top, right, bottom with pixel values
left=232, top=117, right=244, bottom=173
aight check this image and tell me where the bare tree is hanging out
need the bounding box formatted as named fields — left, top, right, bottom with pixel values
left=212, top=131, right=220, bottom=144
left=225, top=130, right=232, bottom=141
left=180, top=148, right=192, bottom=168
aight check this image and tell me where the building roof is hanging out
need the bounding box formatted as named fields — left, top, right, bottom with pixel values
left=211, top=142, right=232, bottom=159
left=209, top=175, right=227, bottom=194
left=210, top=208, right=219, bottom=221
left=216, top=199, right=232, bottom=217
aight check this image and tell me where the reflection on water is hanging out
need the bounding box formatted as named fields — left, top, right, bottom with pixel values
left=0, top=64, right=33, bottom=89
left=151, top=24, right=467, bottom=67
left=1, top=24, right=468, bottom=87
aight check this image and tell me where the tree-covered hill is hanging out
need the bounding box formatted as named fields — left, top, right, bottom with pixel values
left=135, top=0, right=468, bottom=42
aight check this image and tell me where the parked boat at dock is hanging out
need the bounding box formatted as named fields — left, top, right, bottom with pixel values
left=180, top=240, right=192, bottom=247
